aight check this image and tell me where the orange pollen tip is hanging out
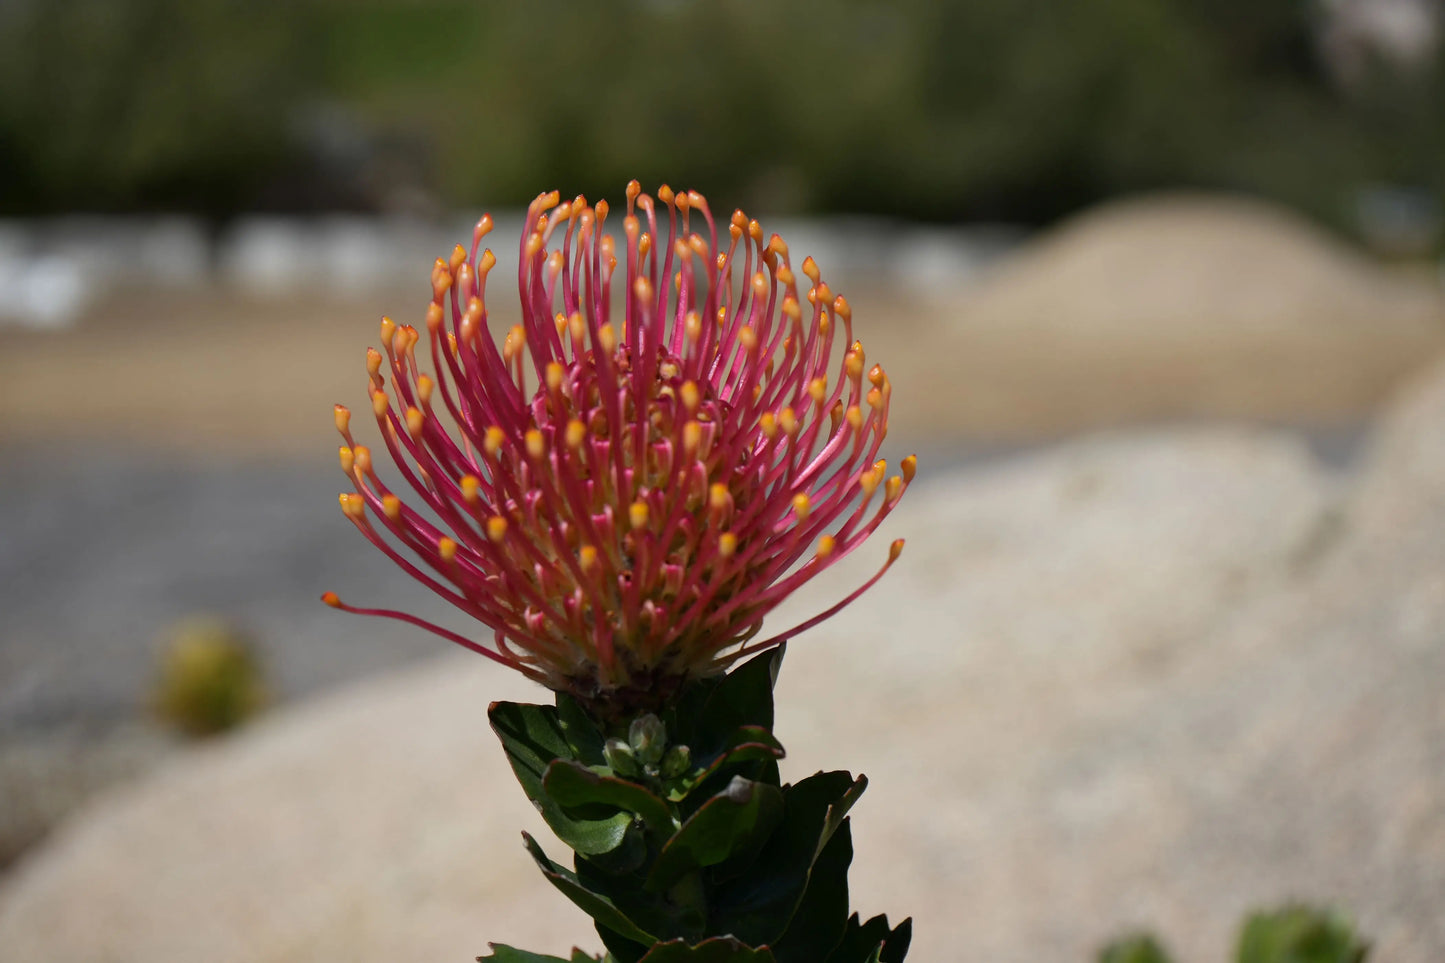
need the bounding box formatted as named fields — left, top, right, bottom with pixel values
left=565, top=419, right=586, bottom=449
left=545, top=362, right=565, bottom=391
left=684, top=311, right=702, bottom=342
left=484, top=426, right=505, bottom=456
left=809, top=377, right=827, bottom=405
left=634, top=276, right=654, bottom=304
left=448, top=244, right=467, bottom=273
left=739, top=326, right=758, bottom=351
left=475, top=213, right=493, bottom=239
left=777, top=266, right=795, bottom=287
left=868, top=364, right=886, bottom=387
left=524, top=233, right=544, bottom=259
left=816, top=535, right=836, bottom=559
left=479, top=249, right=496, bottom=274
left=867, top=387, right=883, bottom=410
left=779, top=408, right=799, bottom=436
left=417, top=375, right=434, bottom=404
left=802, top=256, right=820, bottom=283
left=487, top=517, right=509, bottom=541
left=405, top=408, right=425, bottom=437
left=366, top=348, right=383, bottom=377
left=890, top=539, right=905, bottom=561
left=342, top=492, right=365, bottom=519
left=902, top=455, right=917, bottom=482
left=886, top=476, right=903, bottom=501
left=846, top=405, right=863, bottom=429
left=353, top=446, right=372, bottom=474
left=437, top=537, right=457, bottom=562
left=767, top=234, right=788, bottom=257
left=334, top=405, right=351, bottom=434
left=425, top=303, right=444, bottom=332
left=719, top=532, right=738, bottom=558
left=782, top=297, right=801, bottom=321
left=321, top=591, right=342, bottom=608
left=382, top=494, right=401, bottom=520
left=525, top=430, right=545, bottom=459
left=860, top=471, right=882, bottom=497
left=638, top=233, right=652, bottom=258
left=579, top=545, right=599, bottom=572
left=371, top=391, right=388, bottom=417
left=338, top=446, right=354, bottom=473
left=792, top=492, right=811, bottom=521
left=657, top=184, right=675, bottom=206
left=629, top=501, right=650, bottom=530
left=460, top=475, right=481, bottom=503
left=834, top=295, right=852, bottom=320
left=379, top=316, right=396, bottom=344
left=595, top=199, right=609, bottom=220
left=751, top=272, right=768, bottom=298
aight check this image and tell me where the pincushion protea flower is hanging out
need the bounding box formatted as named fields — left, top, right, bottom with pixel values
left=325, top=182, right=913, bottom=712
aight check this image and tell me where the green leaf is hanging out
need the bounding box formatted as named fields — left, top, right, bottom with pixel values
left=521, top=832, right=659, bottom=948
left=636, top=937, right=778, bottom=962
left=710, top=770, right=862, bottom=946
left=692, top=647, right=785, bottom=755
left=544, top=759, right=677, bottom=835
left=645, top=776, right=785, bottom=892
left=1099, top=933, right=1174, bottom=963
left=477, top=946, right=606, bottom=962
left=557, top=693, right=608, bottom=764
left=769, top=820, right=853, bottom=963
left=827, top=915, right=912, bottom=963
left=490, top=701, right=633, bottom=856
left=1237, top=905, right=1368, bottom=963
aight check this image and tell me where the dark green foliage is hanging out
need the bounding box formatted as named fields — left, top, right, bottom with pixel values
left=3, top=0, right=1442, bottom=238
left=1100, top=933, right=1175, bottom=963
left=1237, top=905, right=1369, bottom=963
left=1100, top=904, right=1369, bottom=963
left=487, top=647, right=909, bottom=962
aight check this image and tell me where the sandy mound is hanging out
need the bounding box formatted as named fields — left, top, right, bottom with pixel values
left=891, top=194, right=1445, bottom=439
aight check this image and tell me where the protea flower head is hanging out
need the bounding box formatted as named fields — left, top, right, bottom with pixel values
left=325, top=182, right=913, bottom=713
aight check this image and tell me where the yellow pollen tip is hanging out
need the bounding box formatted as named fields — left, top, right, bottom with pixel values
left=598, top=324, right=617, bottom=354
left=751, top=272, right=768, bottom=299
left=484, top=426, right=505, bottom=456
left=901, top=455, right=917, bottom=482
left=767, top=235, right=788, bottom=258
left=379, top=316, right=396, bottom=346
left=382, top=494, right=401, bottom=520
left=353, top=445, right=372, bottom=474
left=448, top=245, right=467, bottom=273
left=425, top=303, right=444, bottom=332
left=634, top=276, right=654, bottom=304
left=739, top=326, right=758, bottom=351
left=683, top=420, right=703, bottom=453
left=657, top=184, right=675, bottom=206
left=338, top=446, right=354, bottom=473
left=777, top=266, right=795, bottom=287
left=868, top=364, right=885, bottom=388
left=718, top=533, right=738, bottom=558
left=334, top=405, right=351, bottom=434
left=460, top=475, right=481, bottom=503
left=834, top=295, right=851, bottom=320
left=524, top=233, right=544, bottom=259
left=525, top=429, right=545, bottom=459
left=709, top=483, right=731, bottom=510
left=886, top=476, right=903, bottom=501
left=366, top=348, right=383, bottom=377
left=565, top=419, right=586, bottom=449
left=321, top=591, right=342, bottom=608
left=638, top=233, right=652, bottom=258
left=816, top=535, right=836, bottom=559
left=782, top=297, right=801, bottom=321
left=890, top=538, right=905, bottom=561
left=341, top=492, right=365, bottom=519
left=685, top=311, right=702, bottom=343
left=867, top=387, right=883, bottom=410
left=629, top=500, right=650, bottom=530
left=808, top=377, right=827, bottom=406
left=802, top=256, right=820, bottom=284
left=479, top=249, right=496, bottom=274
left=417, top=375, right=434, bottom=405
left=759, top=412, right=778, bottom=439
left=487, top=516, right=508, bottom=541
left=792, top=492, right=811, bottom=521
left=579, top=545, right=599, bottom=572
left=371, top=391, right=388, bottom=417
left=846, top=405, right=863, bottom=430
left=680, top=381, right=701, bottom=412
left=545, top=362, right=565, bottom=391
left=437, top=536, right=457, bottom=562
left=405, top=407, right=424, bottom=437
left=779, top=408, right=799, bottom=436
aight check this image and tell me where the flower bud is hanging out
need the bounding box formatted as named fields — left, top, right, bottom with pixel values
left=628, top=713, right=667, bottom=767
left=660, top=744, right=692, bottom=779
left=603, top=737, right=640, bottom=777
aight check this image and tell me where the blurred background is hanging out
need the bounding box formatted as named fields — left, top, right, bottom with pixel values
left=2, top=1, right=1444, bottom=961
